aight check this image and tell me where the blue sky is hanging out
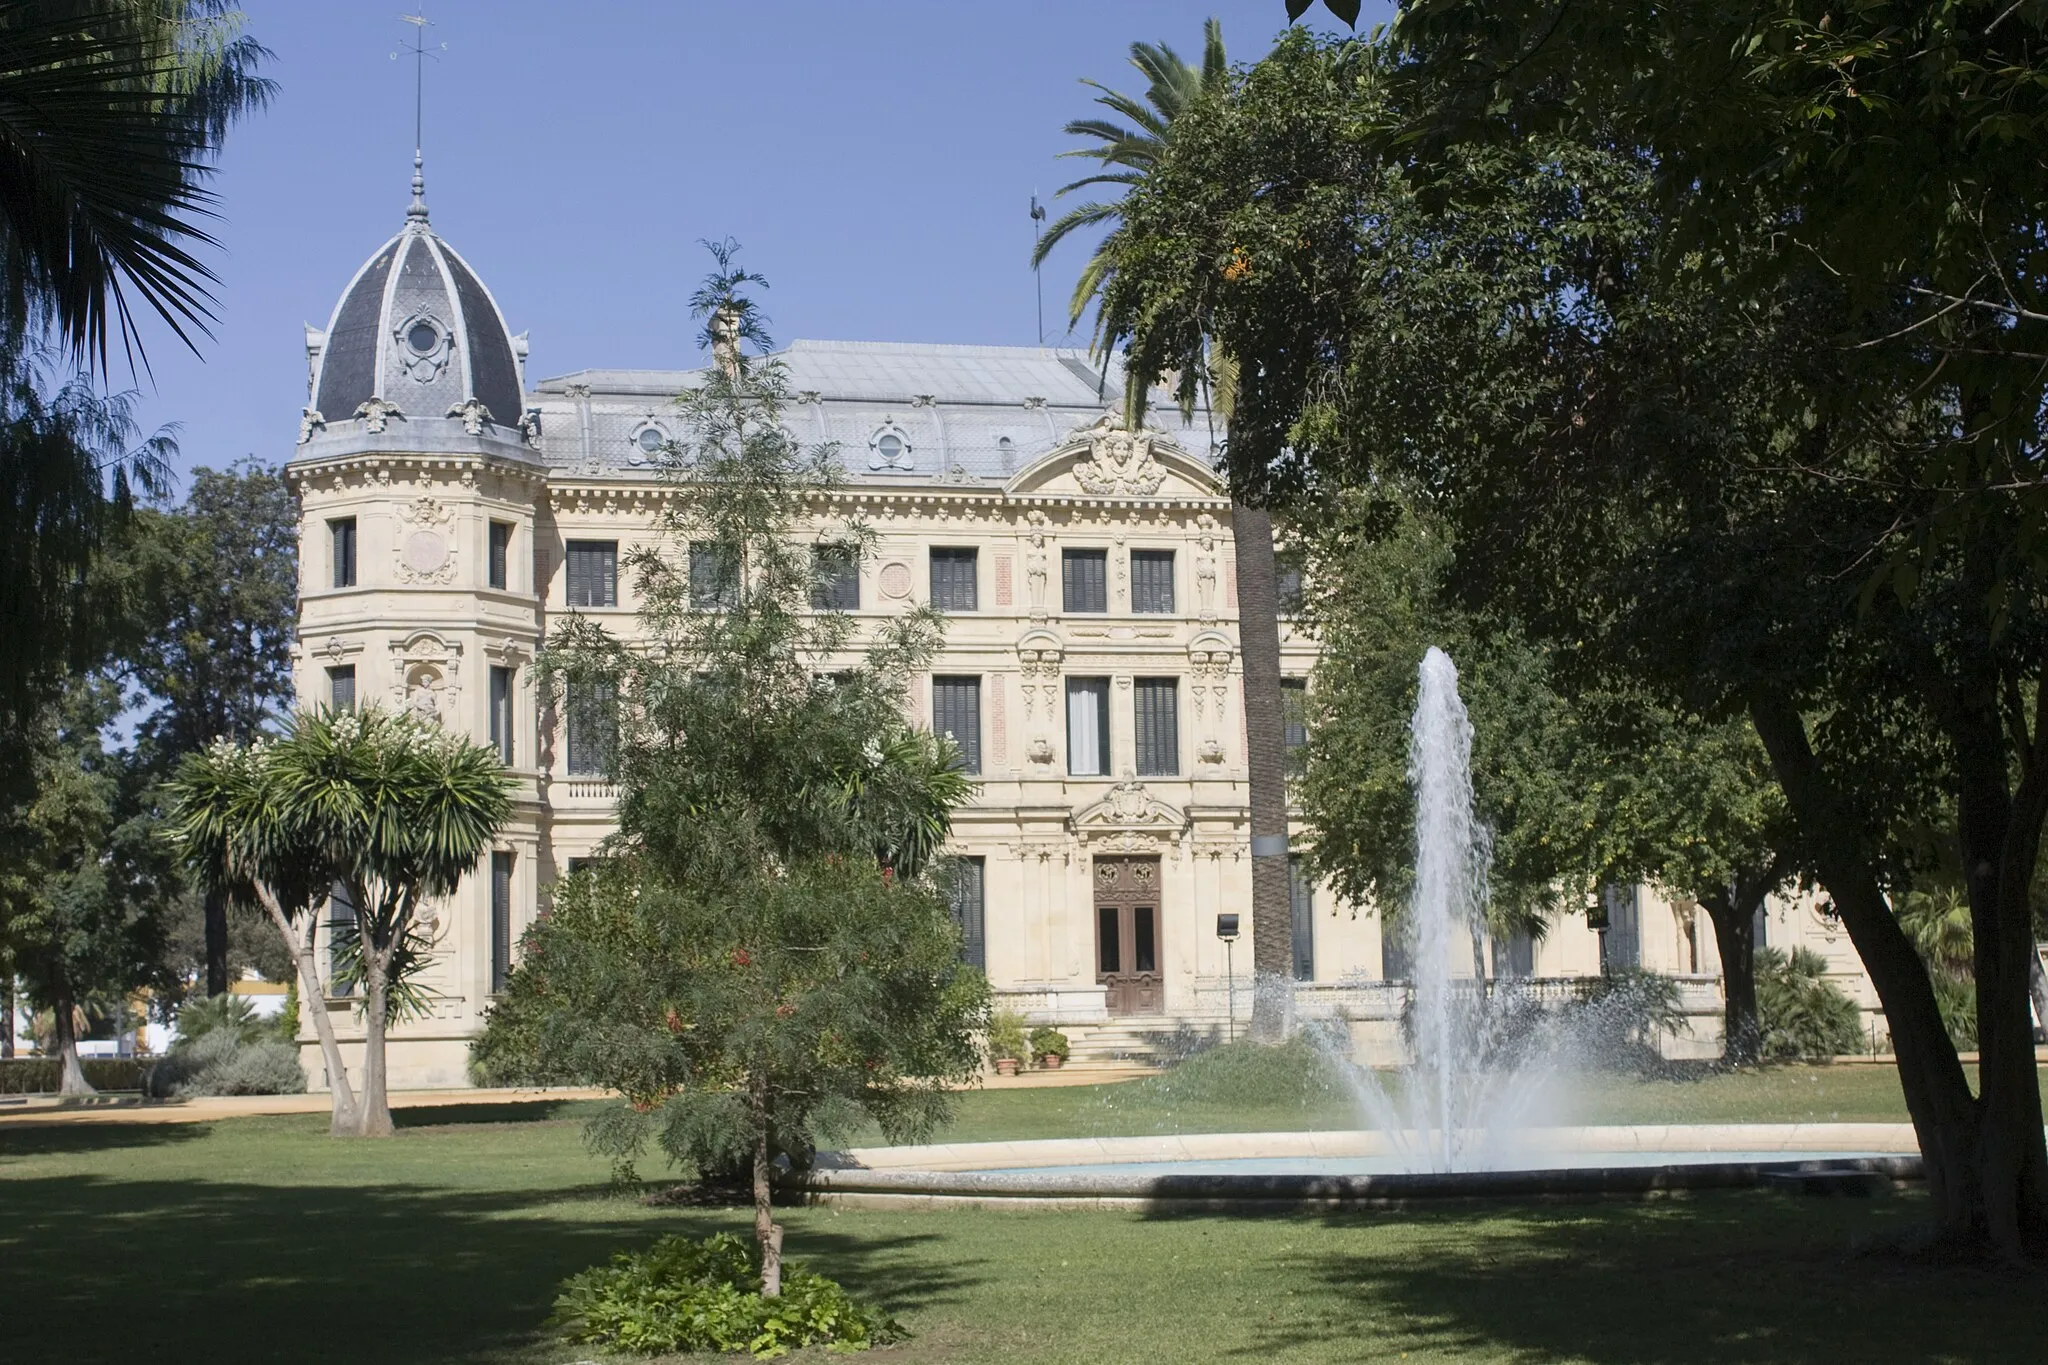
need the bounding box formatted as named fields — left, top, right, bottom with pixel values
left=120, top=1, right=1390, bottom=484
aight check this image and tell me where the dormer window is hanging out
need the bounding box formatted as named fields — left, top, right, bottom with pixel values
left=636, top=426, right=665, bottom=455
left=406, top=321, right=439, bottom=354
left=878, top=434, right=904, bottom=461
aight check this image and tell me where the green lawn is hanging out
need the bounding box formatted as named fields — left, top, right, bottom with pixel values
left=4, top=1065, right=2045, bottom=1363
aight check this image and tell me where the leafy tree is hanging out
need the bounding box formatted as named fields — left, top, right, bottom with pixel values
left=124, top=458, right=297, bottom=995
left=166, top=709, right=513, bottom=1135
left=1034, top=20, right=1297, bottom=1032
left=1297, top=495, right=1800, bottom=1061
left=0, top=3, right=272, bottom=799
left=0, top=676, right=174, bottom=1093
left=478, top=250, right=988, bottom=1296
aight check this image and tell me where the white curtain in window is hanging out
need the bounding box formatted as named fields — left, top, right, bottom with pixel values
left=1068, top=679, right=1105, bottom=775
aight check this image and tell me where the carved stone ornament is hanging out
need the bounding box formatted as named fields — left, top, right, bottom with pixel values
left=1071, top=414, right=1168, bottom=496
left=394, top=495, right=457, bottom=585
left=298, top=408, right=326, bottom=445
left=354, top=396, right=404, bottom=433
left=878, top=561, right=913, bottom=599
left=393, top=311, right=453, bottom=384
left=445, top=396, right=493, bottom=435
left=1071, top=777, right=1189, bottom=848
left=389, top=631, right=462, bottom=711
left=1027, top=736, right=1055, bottom=764
left=518, top=408, right=543, bottom=449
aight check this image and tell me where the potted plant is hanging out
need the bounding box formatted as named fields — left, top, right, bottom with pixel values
left=1029, top=1026, right=1070, bottom=1070
left=988, top=1008, right=1029, bottom=1076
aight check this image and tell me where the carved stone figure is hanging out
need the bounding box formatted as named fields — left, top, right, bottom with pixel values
left=354, top=397, right=403, bottom=433
left=298, top=408, right=326, bottom=445
left=446, top=396, right=492, bottom=435
left=1071, top=414, right=1167, bottom=496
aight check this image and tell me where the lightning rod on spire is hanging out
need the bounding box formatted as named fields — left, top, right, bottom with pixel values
left=394, top=12, right=443, bottom=222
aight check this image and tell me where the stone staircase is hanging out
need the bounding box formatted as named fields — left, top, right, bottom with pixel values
left=1060, top=1019, right=1226, bottom=1070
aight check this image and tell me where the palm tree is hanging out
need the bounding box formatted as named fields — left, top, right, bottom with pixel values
left=169, top=709, right=514, bottom=1136
left=1035, top=21, right=1297, bottom=1036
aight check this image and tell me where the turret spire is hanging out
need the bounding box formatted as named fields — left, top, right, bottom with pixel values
left=397, top=12, right=438, bottom=224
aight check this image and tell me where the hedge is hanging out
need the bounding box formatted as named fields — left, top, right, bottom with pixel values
left=0, top=1057, right=153, bottom=1094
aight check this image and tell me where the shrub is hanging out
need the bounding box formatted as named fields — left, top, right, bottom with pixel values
left=0, top=1057, right=149, bottom=1093
left=173, top=992, right=269, bottom=1046
left=1028, top=1026, right=1069, bottom=1062
left=1108, top=1034, right=1348, bottom=1109
left=145, top=1029, right=306, bottom=1098
left=1756, top=947, right=1864, bottom=1061
left=987, top=1008, right=1030, bottom=1064
left=551, top=1232, right=902, bottom=1358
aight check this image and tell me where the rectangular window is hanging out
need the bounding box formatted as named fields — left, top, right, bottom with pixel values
left=949, top=856, right=986, bottom=970
left=490, top=851, right=514, bottom=994
left=1275, top=553, right=1305, bottom=614
left=564, top=540, right=618, bottom=608
left=1289, top=856, right=1315, bottom=982
left=1131, top=549, right=1175, bottom=613
left=810, top=544, right=860, bottom=610
left=689, top=542, right=737, bottom=609
left=1381, top=914, right=1411, bottom=982
left=330, top=517, right=357, bottom=589
left=327, top=665, right=356, bottom=713
left=1133, top=677, right=1179, bottom=777
left=929, top=547, right=979, bottom=612
left=488, top=666, right=514, bottom=765
left=1601, top=884, right=1642, bottom=972
left=1062, top=548, right=1108, bottom=613
left=1066, top=677, right=1110, bottom=776
left=326, top=882, right=356, bottom=995
left=1492, top=929, right=1535, bottom=979
left=564, top=678, right=617, bottom=777
left=488, top=521, right=512, bottom=590
left=932, top=676, right=982, bottom=774
left=1282, top=677, right=1309, bottom=769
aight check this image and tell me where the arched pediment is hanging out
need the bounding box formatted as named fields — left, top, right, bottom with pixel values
left=1005, top=413, right=1224, bottom=499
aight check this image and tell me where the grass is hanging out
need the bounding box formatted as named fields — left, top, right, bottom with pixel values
left=4, top=1095, right=2044, bottom=1364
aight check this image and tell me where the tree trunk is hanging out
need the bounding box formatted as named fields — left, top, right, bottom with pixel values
left=751, top=1075, right=784, bottom=1298
left=1234, top=502, right=1294, bottom=1040
left=2029, top=951, right=2048, bottom=1047
left=256, top=886, right=356, bottom=1135
left=1698, top=890, right=1759, bottom=1066
left=51, top=980, right=93, bottom=1097
left=355, top=933, right=394, bottom=1137
left=1946, top=695, right=2048, bottom=1259
left=2, top=975, right=14, bottom=1059
left=1749, top=691, right=1996, bottom=1248
left=204, top=886, right=229, bottom=998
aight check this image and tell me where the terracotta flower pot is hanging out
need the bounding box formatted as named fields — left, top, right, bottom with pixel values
left=994, top=1057, right=1019, bottom=1076
left=1040, top=1053, right=1064, bottom=1070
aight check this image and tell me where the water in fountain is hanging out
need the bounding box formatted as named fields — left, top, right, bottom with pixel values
left=1333, top=646, right=1576, bottom=1171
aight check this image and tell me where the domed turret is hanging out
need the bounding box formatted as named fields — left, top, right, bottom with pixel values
left=304, top=156, right=525, bottom=439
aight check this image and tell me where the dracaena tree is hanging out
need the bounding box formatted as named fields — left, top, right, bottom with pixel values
left=167, top=707, right=512, bottom=1136
left=476, top=247, right=988, bottom=1298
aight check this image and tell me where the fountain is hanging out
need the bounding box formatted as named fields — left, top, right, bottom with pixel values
left=796, top=647, right=1920, bottom=1208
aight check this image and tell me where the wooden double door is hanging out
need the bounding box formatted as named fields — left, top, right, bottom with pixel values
left=1094, top=855, right=1163, bottom=1014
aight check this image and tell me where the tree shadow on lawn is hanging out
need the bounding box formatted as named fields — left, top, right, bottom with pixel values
left=0, top=1120, right=209, bottom=1160
left=391, top=1098, right=602, bottom=1128
left=4, top=1174, right=977, bottom=1365
left=1149, top=1194, right=2047, bottom=1364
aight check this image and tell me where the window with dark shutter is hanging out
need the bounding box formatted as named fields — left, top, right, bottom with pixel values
left=932, top=676, right=982, bottom=773
left=810, top=544, right=860, bottom=610
left=1134, top=677, right=1179, bottom=776
left=690, top=542, right=737, bottom=609
left=565, top=678, right=617, bottom=776
left=1282, top=677, right=1309, bottom=768
left=1275, top=553, right=1305, bottom=614
left=1290, top=855, right=1315, bottom=981
left=489, top=666, right=514, bottom=765
left=490, top=851, right=514, bottom=993
left=949, top=856, right=986, bottom=969
left=328, top=665, right=356, bottom=712
left=1131, top=549, right=1175, bottom=613
left=488, top=521, right=511, bottom=590
left=327, top=882, right=356, bottom=995
left=565, top=541, right=618, bottom=607
left=1066, top=677, right=1110, bottom=775
left=929, top=548, right=978, bottom=611
left=330, top=518, right=357, bottom=588
left=1062, top=548, right=1107, bottom=612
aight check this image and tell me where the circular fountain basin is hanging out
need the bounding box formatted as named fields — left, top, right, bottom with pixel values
left=795, top=1125, right=1923, bottom=1210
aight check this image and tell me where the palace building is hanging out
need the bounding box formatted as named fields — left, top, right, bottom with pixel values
left=286, top=181, right=1885, bottom=1087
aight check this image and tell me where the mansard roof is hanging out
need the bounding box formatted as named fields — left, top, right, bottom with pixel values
left=530, top=339, right=1224, bottom=489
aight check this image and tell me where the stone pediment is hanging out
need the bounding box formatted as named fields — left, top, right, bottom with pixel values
left=1071, top=778, right=1189, bottom=851
left=1006, top=413, right=1223, bottom=499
